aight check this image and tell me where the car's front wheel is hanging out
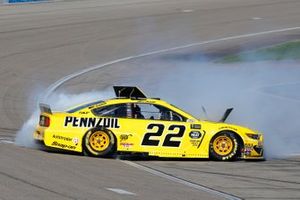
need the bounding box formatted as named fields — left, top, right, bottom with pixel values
left=209, top=132, right=238, bottom=161
left=83, top=128, right=116, bottom=157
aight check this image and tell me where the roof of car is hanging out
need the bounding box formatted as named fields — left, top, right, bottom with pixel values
left=66, top=96, right=198, bottom=120
left=66, top=86, right=197, bottom=120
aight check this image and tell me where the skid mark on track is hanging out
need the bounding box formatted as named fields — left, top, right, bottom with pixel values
left=0, top=171, right=77, bottom=200
left=0, top=127, right=16, bottom=144
left=0, top=127, right=18, bottom=134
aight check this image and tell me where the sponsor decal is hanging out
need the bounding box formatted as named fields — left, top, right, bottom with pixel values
left=64, top=117, right=120, bottom=128
left=53, top=135, right=79, bottom=146
left=244, top=143, right=254, bottom=147
left=190, top=140, right=201, bottom=147
left=72, top=137, right=79, bottom=145
left=53, top=135, right=72, bottom=142
left=79, top=111, right=89, bottom=114
left=243, top=144, right=254, bottom=155
left=88, top=102, right=106, bottom=109
left=189, top=131, right=201, bottom=139
left=190, top=124, right=201, bottom=129
left=120, top=142, right=134, bottom=148
left=120, top=134, right=132, bottom=141
left=51, top=141, right=76, bottom=150
left=219, top=126, right=237, bottom=131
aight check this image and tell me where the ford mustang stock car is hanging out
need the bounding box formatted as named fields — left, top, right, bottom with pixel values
left=34, top=86, right=264, bottom=161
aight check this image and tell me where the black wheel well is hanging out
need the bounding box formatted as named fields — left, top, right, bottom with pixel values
left=210, top=130, right=244, bottom=156
left=111, top=130, right=118, bottom=151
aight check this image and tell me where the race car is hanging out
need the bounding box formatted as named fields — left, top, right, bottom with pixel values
left=34, top=86, right=264, bottom=161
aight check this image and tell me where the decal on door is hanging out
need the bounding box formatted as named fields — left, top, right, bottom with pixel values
left=141, top=124, right=185, bottom=147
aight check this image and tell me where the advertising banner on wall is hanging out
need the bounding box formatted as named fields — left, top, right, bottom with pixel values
left=5, top=0, right=47, bottom=3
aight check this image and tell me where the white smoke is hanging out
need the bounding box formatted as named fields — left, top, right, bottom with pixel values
left=43, top=90, right=114, bottom=111
left=15, top=111, right=40, bottom=148
left=142, top=60, right=300, bottom=158
left=15, top=59, right=300, bottom=159
left=15, top=90, right=114, bottom=148
left=120, top=59, right=300, bottom=158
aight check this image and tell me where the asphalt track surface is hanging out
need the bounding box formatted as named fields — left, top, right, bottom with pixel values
left=1, top=0, right=300, bottom=199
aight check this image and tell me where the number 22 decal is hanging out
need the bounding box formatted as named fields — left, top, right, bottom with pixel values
left=141, top=124, right=186, bottom=147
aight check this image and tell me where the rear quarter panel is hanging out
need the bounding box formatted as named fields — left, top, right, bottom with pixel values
left=43, top=113, right=89, bottom=152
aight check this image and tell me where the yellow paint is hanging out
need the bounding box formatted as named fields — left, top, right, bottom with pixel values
left=33, top=98, right=264, bottom=159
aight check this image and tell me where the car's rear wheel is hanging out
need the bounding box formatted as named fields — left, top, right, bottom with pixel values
left=210, top=132, right=238, bottom=161
left=83, top=128, right=116, bottom=157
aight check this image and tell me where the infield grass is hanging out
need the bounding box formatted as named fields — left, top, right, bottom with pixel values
left=217, top=40, right=300, bottom=63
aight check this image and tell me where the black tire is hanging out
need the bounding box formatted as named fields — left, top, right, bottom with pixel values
left=209, top=131, right=238, bottom=161
left=83, top=128, right=116, bottom=157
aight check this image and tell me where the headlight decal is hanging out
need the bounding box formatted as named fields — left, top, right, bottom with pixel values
left=246, top=133, right=260, bottom=140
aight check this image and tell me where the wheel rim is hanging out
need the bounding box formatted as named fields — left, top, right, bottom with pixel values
left=89, top=131, right=110, bottom=151
left=213, top=135, right=233, bottom=156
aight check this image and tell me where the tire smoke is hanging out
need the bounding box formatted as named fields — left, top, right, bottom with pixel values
left=15, top=90, right=114, bottom=148
left=140, top=60, right=300, bottom=158
left=15, top=59, right=300, bottom=159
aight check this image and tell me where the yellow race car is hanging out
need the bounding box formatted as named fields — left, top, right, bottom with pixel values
left=34, top=86, right=264, bottom=161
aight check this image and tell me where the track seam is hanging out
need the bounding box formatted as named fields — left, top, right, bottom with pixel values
left=160, top=166, right=300, bottom=185
left=122, top=160, right=242, bottom=200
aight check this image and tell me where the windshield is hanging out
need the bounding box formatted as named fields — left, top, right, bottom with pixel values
left=67, top=100, right=104, bottom=113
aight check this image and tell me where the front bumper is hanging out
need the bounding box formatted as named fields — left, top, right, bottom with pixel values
left=241, top=134, right=264, bottom=160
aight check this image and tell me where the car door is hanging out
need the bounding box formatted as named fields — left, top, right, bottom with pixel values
left=119, top=103, right=203, bottom=157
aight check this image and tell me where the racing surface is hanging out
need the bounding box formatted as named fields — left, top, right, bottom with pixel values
left=1, top=0, right=300, bottom=199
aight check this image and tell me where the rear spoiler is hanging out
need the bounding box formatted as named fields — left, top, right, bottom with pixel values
left=39, top=103, right=52, bottom=115
left=219, top=108, right=233, bottom=122
left=113, top=86, right=147, bottom=99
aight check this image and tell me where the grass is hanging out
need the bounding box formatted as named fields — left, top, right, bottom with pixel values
left=217, top=40, right=300, bottom=63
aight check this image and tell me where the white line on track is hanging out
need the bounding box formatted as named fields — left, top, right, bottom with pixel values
left=0, top=141, right=14, bottom=144
left=43, top=26, right=300, bottom=200
left=0, top=137, right=14, bottom=144
left=43, top=26, right=300, bottom=101
left=252, top=17, right=263, bottom=20
left=106, top=188, right=136, bottom=196
left=122, top=160, right=241, bottom=200
left=181, top=9, right=194, bottom=13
